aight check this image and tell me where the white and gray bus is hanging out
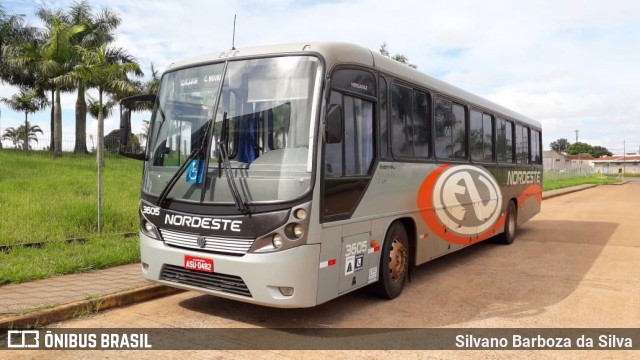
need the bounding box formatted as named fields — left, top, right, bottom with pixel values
left=119, top=42, right=542, bottom=308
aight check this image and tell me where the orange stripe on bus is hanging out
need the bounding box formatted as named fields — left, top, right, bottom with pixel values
left=517, top=184, right=543, bottom=206
left=417, top=164, right=507, bottom=245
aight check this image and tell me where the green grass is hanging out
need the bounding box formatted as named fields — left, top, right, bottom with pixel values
left=0, top=150, right=143, bottom=246
left=0, top=150, right=143, bottom=285
left=0, top=234, right=140, bottom=284
left=543, top=173, right=620, bottom=191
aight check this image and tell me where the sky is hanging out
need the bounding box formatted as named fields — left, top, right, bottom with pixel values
left=1, top=0, right=639, bottom=153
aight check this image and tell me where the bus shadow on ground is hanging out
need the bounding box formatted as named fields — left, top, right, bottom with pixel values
left=177, top=220, right=618, bottom=328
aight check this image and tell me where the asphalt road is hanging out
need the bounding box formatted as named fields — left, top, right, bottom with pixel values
left=6, top=180, right=640, bottom=359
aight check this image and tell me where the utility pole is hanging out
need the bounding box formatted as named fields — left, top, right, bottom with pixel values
left=623, top=140, right=626, bottom=180
left=575, top=130, right=582, bottom=175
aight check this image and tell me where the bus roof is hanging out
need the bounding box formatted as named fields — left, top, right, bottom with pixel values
left=167, top=42, right=541, bottom=129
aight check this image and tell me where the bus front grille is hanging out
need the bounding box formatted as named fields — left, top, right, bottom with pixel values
left=160, top=264, right=252, bottom=298
left=160, top=229, right=254, bottom=255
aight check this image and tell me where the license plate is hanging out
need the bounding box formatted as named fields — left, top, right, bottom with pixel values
left=184, top=255, right=214, bottom=273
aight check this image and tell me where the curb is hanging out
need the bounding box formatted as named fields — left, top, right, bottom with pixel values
left=541, top=180, right=629, bottom=200
left=0, top=285, right=185, bottom=329
left=542, top=184, right=597, bottom=200
left=606, top=180, right=630, bottom=185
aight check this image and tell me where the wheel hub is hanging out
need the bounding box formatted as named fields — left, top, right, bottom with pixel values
left=389, top=237, right=407, bottom=282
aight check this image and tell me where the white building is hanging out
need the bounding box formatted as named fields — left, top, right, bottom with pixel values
left=591, top=154, right=640, bottom=175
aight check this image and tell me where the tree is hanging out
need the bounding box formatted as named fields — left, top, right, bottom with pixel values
left=6, top=13, right=85, bottom=158
left=104, top=128, right=140, bottom=153
left=58, top=1, right=123, bottom=154
left=57, top=44, right=141, bottom=232
left=143, top=62, right=160, bottom=96
left=16, top=121, right=44, bottom=150
left=549, top=138, right=570, bottom=153
left=2, top=126, right=22, bottom=148
left=0, top=88, right=48, bottom=152
left=0, top=5, right=47, bottom=151
left=380, top=42, right=417, bottom=69
left=57, top=44, right=142, bottom=166
left=591, top=145, right=612, bottom=158
left=0, top=6, right=42, bottom=86
left=86, top=93, right=116, bottom=121
left=566, top=142, right=592, bottom=156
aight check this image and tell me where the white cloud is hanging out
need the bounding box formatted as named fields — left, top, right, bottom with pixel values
left=2, top=0, right=640, bottom=153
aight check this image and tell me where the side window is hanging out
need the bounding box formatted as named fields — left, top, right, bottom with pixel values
left=391, top=85, right=413, bottom=157
left=324, top=91, right=374, bottom=177
left=470, top=110, right=494, bottom=162
left=435, top=97, right=466, bottom=159
left=470, top=109, right=483, bottom=161
left=497, top=117, right=514, bottom=163
left=530, top=129, right=541, bottom=164
left=344, top=96, right=374, bottom=176
left=516, top=124, right=529, bottom=164
left=413, top=90, right=430, bottom=157
left=391, top=84, right=430, bottom=158
left=325, top=91, right=343, bottom=177
left=482, top=113, right=493, bottom=161
left=379, top=76, right=388, bottom=159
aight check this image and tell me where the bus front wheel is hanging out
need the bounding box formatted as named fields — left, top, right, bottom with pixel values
left=374, top=222, right=409, bottom=299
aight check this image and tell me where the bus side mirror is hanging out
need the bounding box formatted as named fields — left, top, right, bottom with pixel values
left=325, top=104, right=343, bottom=144
left=119, top=94, right=156, bottom=160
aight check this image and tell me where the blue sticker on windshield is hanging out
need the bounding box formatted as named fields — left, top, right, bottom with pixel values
left=186, top=160, right=204, bottom=184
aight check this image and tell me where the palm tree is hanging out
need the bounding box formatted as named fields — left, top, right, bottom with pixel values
left=379, top=42, right=417, bottom=69
left=57, top=44, right=141, bottom=232
left=86, top=93, right=116, bottom=120
left=56, top=44, right=142, bottom=166
left=0, top=88, right=48, bottom=152
left=60, top=1, right=122, bottom=154
left=0, top=6, right=42, bottom=85
left=16, top=121, right=44, bottom=150
left=6, top=12, right=85, bottom=158
left=2, top=126, right=22, bottom=148
left=144, top=63, right=161, bottom=95
left=0, top=5, right=47, bottom=152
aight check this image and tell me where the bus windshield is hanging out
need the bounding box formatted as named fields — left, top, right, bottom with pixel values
left=143, top=56, right=322, bottom=205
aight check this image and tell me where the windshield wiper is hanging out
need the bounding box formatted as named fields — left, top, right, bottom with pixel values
left=217, top=112, right=251, bottom=215
left=155, top=119, right=213, bottom=206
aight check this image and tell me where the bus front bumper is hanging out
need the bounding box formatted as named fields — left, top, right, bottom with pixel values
left=139, top=232, right=321, bottom=308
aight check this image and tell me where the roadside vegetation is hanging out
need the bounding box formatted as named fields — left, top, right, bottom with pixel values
left=0, top=150, right=142, bottom=284
left=0, top=234, right=139, bottom=285
left=543, top=172, right=620, bottom=191
left=0, top=150, right=141, bottom=245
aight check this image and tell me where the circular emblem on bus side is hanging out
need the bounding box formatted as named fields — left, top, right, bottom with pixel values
left=197, top=236, right=207, bottom=248
left=418, top=165, right=504, bottom=245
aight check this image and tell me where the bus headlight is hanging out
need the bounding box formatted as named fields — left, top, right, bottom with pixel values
left=293, top=224, right=304, bottom=238
left=272, top=234, right=284, bottom=249
left=294, top=208, right=307, bottom=220
left=141, top=218, right=159, bottom=239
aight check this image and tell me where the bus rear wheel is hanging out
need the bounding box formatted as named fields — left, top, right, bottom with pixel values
left=497, top=200, right=517, bottom=245
left=374, top=222, right=409, bottom=299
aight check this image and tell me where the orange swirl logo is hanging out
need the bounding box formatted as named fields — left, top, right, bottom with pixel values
left=418, top=165, right=506, bottom=245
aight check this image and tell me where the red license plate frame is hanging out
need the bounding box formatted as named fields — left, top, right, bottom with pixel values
left=184, top=255, right=214, bottom=273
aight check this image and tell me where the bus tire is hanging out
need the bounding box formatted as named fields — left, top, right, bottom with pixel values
left=374, top=222, right=409, bottom=299
left=498, top=200, right=517, bottom=245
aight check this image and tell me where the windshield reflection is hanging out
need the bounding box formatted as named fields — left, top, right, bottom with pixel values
left=143, top=56, right=322, bottom=205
